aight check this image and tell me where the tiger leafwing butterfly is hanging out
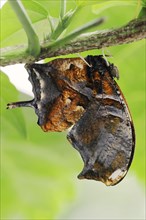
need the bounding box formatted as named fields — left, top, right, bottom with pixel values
left=7, top=55, right=135, bottom=186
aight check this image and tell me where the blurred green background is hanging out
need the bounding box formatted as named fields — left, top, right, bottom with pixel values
left=0, top=1, right=145, bottom=219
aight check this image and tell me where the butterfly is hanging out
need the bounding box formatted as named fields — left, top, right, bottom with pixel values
left=7, top=55, right=135, bottom=186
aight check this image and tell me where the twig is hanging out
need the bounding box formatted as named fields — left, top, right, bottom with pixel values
left=0, top=18, right=146, bottom=66
left=41, top=18, right=146, bottom=59
left=8, top=0, right=40, bottom=57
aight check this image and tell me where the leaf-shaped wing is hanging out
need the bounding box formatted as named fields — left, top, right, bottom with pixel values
left=67, top=99, right=135, bottom=186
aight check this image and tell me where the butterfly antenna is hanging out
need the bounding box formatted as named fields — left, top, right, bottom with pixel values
left=7, top=100, right=34, bottom=109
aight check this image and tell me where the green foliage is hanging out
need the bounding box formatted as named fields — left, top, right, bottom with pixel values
left=8, top=0, right=40, bottom=57
left=1, top=73, right=78, bottom=219
left=141, top=0, right=146, bottom=6
left=0, top=0, right=145, bottom=219
left=139, top=7, right=146, bottom=17
left=0, top=0, right=139, bottom=48
left=1, top=73, right=26, bottom=138
left=138, top=0, right=146, bottom=18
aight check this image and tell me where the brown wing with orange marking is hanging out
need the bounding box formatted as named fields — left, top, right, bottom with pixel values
left=67, top=55, right=135, bottom=186
left=7, top=55, right=135, bottom=186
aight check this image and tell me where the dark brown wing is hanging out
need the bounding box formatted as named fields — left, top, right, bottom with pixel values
left=67, top=98, right=135, bottom=186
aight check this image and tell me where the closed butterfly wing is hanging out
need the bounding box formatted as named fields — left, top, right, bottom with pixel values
left=6, top=55, right=135, bottom=185
left=67, top=98, right=135, bottom=186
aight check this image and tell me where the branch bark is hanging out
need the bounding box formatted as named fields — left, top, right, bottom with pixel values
left=0, top=18, right=146, bottom=67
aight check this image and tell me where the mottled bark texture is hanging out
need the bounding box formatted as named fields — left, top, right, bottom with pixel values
left=1, top=18, right=146, bottom=66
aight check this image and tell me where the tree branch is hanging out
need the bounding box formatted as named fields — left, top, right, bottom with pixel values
left=0, top=18, right=146, bottom=67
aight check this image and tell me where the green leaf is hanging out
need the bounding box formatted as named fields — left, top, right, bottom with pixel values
left=141, top=0, right=146, bottom=6
left=0, top=3, right=25, bottom=46
left=138, top=7, right=146, bottom=18
left=33, top=0, right=61, bottom=17
left=1, top=72, right=26, bottom=138
left=92, top=0, right=138, bottom=14
left=75, top=0, right=108, bottom=7
left=65, top=0, right=139, bottom=37
left=0, top=1, right=53, bottom=47
left=22, top=0, right=49, bottom=17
